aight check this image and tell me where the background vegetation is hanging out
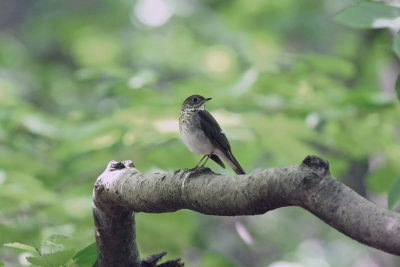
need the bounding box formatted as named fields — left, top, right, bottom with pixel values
left=0, top=0, right=399, bottom=266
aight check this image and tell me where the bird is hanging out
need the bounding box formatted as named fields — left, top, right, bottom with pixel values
left=179, top=95, right=245, bottom=174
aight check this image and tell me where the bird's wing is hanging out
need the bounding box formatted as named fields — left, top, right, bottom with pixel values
left=198, top=110, right=245, bottom=174
left=197, top=110, right=231, bottom=152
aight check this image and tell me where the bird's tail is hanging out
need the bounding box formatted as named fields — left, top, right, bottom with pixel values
left=220, top=150, right=245, bottom=175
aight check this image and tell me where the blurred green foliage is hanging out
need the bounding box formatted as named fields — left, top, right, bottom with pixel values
left=0, top=0, right=399, bottom=266
left=388, top=175, right=400, bottom=209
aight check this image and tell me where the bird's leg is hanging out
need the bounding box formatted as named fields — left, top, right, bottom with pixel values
left=195, top=155, right=207, bottom=168
left=200, top=154, right=211, bottom=167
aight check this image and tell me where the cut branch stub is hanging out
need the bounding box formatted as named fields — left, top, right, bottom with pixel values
left=301, top=155, right=330, bottom=176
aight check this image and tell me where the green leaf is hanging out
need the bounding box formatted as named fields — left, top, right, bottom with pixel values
left=335, top=1, right=400, bottom=29
left=4, top=242, right=37, bottom=253
left=388, top=175, right=400, bottom=209
left=0, top=260, right=4, bottom=266
left=26, top=249, right=75, bottom=267
left=73, top=242, right=97, bottom=266
left=395, top=75, right=400, bottom=101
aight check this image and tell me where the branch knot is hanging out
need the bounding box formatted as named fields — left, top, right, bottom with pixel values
left=302, top=155, right=330, bottom=176
left=109, top=160, right=135, bottom=171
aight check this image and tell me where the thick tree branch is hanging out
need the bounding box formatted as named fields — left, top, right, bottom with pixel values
left=92, top=156, right=400, bottom=266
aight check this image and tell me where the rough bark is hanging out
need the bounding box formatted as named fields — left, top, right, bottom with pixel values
left=92, top=155, right=400, bottom=267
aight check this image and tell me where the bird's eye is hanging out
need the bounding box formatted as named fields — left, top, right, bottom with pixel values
left=192, top=97, right=198, bottom=103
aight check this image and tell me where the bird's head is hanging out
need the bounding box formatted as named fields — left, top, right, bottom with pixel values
left=182, top=95, right=212, bottom=111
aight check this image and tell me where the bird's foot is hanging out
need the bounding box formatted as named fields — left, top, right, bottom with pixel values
left=188, top=166, right=199, bottom=172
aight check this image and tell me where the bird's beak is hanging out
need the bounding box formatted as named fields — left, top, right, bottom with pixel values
left=205, top=97, right=212, bottom=102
